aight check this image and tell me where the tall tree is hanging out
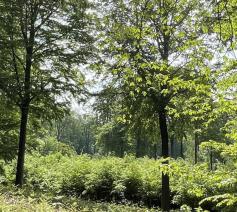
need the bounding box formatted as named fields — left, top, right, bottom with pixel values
left=55, top=113, right=96, bottom=154
left=0, top=0, right=94, bottom=186
left=100, top=0, right=213, bottom=210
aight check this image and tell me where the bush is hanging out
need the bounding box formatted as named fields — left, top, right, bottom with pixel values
left=199, top=194, right=237, bottom=212
left=3, top=153, right=237, bottom=210
left=36, top=136, right=77, bottom=156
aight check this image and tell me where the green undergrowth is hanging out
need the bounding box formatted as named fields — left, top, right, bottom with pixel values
left=0, top=186, right=161, bottom=212
left=1, top=153, right=237, bottom=211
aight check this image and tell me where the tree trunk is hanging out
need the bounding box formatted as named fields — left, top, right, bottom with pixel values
left=120, top=139, right=124, bottom=158
left=194, top=133, right=198, bottom=164
left=180, top=138, right=184, bottom=159
left=159, top=107, right=170, bottom=211
left=85, top=126, right=90, bottom=153
left=135, top=130, right=146, bottom=158
left=170, top=134, right=174, bottom=158
left=210, top=148, right=213, bottom=171
left=154, top=143, right=158, bottom=160
left=15, top=103, right=29, bottom=186
left=15, top=4, right=35, bottom=187
left=15, top=40, right=33, bottom=187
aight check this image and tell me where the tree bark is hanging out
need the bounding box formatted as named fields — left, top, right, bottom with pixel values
left=159, top=107, right=170, bottom=211
left=15, top=103, right=29, bottom=186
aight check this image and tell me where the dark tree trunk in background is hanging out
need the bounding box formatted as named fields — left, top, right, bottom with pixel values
left=84, top=126, right=90, bottom=153
left=194, top=133, right=198, bottom=164
left=159, top=107, right=170, bottom=211
left=170, top=134, right=174, bottom=158
left=120, top=139, right=124, bottom=158
left=135, top=130, right=146, bottom=158
left=154, top=143, right=158, bottom=159
left=180, top=138, right=184, bottom=159
left=15, top=103, right=29, bottom=186
left=210, top=148, right=213, bottom=171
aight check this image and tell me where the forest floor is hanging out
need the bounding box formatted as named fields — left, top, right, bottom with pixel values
left=0, top=190, right=162, bottom=212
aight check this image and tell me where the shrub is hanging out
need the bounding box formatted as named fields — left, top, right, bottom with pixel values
left=3, top=153, right=237, bottom=210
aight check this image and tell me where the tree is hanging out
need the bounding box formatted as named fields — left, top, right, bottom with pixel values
left=92, top=85, right=129, bottom=157
left=92, top=80, right=160, bottom=158
left=55, top=113, right=96, bottom=154
left=209, top=0, right=237, bottom=47
left=200, top=0, right=237, bottom=167
left=100, top=0, right=213, bottom=210
left=0, top=0, right=94, bottom=186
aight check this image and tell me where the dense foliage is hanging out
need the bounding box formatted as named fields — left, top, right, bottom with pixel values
left=0, top=0, right=237, bottom=211
left=1, top=147, right=236, bottom=211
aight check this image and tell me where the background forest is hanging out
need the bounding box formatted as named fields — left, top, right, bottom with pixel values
left=0, top=0, right=237, bottom=211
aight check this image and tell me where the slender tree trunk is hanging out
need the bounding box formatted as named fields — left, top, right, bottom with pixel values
left=15, top=103, right=29, bottom=186
left=210, top=148, right=213, bottom=171
left=194, top=133, right=198, bottom=164
left=56, top=122, right=63, bottom=142
left=159, top=107, right=170, bottom=211
left=14, top=1, right=35, bottom=186
left=180, top=138, right=184, bottom=159
left=85, top=127, right=90, bottom=153
left=15, top=41, right=33, bottom=186
left=120, top=139, right=124, bottom=158
left=135, top=132, right=141, bottom=157
left=170, top=134, right=174, bottom=158
left=136, top=129, right=146, bottom=158
left=154, top=143, right=158, bottom=160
